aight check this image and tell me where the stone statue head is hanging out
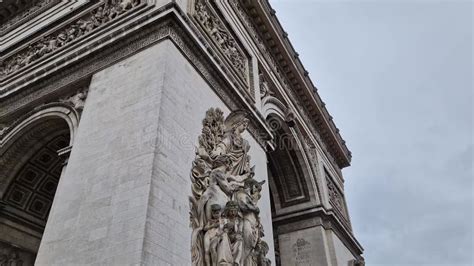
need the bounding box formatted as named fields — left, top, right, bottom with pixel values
left=210, top=204, right=221, bottom=219
left=222, top=200, right=239, bottom=218
left=244, top=178, right=265, bottom=191
left=224, top=110, right=249, bottom=134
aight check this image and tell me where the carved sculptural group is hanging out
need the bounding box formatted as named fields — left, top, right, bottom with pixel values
left=189, top=108, right=270, bottom=266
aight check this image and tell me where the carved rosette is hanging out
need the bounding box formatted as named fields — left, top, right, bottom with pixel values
left=0, top=0, right=143, bottom=79
left=189, top=108, right=270, bottom=266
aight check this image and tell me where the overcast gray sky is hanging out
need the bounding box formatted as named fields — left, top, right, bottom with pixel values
left=271, top=0, right=473, bottom=265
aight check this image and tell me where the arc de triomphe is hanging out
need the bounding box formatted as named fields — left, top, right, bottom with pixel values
left=0, top=0, right=364, bottom=265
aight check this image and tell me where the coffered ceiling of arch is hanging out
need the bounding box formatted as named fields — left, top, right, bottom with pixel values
left=268, top=145, right=310, bottom=208
left=2, top=134, right=68, bottom=226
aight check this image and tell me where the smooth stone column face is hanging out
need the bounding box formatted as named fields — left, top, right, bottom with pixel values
left=279, top=226, right=331, bottom=266
left=35, top=40, right=169, bottom=265
left=327, top=230, right=357, bottom=266
left=142, top=40, right=275, bottom=265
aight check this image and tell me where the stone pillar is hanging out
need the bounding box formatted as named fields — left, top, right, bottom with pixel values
left=279, top=224, right=332, bottom=266
left=35, top=39, right=275, bottom=265
left=276, top=215, right=359, bottom=266
left=35, top=40, right=169, bottom=265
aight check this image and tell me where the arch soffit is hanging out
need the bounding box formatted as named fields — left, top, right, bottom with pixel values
left=261, top=95, right=287, bottom=122
left=1, top=103, right=79, bottom=149
left=0, top=103, right=79, bottom=197
left=262, top=98, right=318, bottom=212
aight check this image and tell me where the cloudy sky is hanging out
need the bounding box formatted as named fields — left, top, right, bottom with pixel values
left=271, top=0, right=472, bottom=265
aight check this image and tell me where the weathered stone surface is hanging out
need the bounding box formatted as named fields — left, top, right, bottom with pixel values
left=279, top=226, right=331, bottom=266
left=36, top=39, right=169, bottom=265
left=1, top=1, right=364, bottom=265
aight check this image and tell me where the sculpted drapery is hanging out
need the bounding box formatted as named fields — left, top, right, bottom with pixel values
left=190, top=108, right=271, bottom=266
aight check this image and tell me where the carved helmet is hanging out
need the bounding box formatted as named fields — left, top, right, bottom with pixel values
left=224, top=110, right=249, bottom=131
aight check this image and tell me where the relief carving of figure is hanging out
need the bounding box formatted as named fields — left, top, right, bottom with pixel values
left=0, top=0, right=143, bottom=79
left=220, top=201, right=243, bottom=265
left=190, top=108, right=269, bottom=266
left=60, top=90, right=88, bottom=112
left=203, top=204, right=222, bottom=266
left=235, top=179, right=265, bottom=266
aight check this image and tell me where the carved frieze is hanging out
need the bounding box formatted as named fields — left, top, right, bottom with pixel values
left=193, top=0, right=249, bottom=84
left=0, top=0, right=144, bottom=80
left=0, top=0, right=61, bottom=35
left=189, top=108, right=270, bottom=266
left=0, top=241, right=36, bottom=266
left=230, top=1, right=343, bottom=169
left=325, top=170, right=349, bottom=222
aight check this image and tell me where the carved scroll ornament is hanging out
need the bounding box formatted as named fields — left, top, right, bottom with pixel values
left=189, top=108, right=270, bottom=266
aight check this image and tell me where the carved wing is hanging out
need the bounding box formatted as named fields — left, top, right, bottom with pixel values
left=190, top=108, right=225, bottom=200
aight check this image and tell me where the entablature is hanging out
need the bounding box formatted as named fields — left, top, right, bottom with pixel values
left=233, top=0, right=352, bottom=169
left=0, top=1, right=274, bottom=151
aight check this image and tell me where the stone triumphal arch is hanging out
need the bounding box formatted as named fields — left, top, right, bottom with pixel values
left=0, top=0, right=363, bottom=265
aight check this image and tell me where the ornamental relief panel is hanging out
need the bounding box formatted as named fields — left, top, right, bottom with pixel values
left=0, top=88, right=88, bottom=139
left=325, top=170, right=349, bottom=222
left=191, top=0, right=250, bottom=89
left=0, top=0, right=61, bottom=35
left=229, top=0, right=343, bottom=169
left=0, top=0, right=145, bottom=80
left=0, top=241, right=36, bottom=266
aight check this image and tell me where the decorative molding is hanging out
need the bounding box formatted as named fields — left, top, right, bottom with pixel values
left=268, top=142, right=310, bottom=208
left=325, top=169, right=350, bottom=226
left=0, top=0, right=61, bottom=35
left=0, top=101, right=83, bottom=140
left=0, top=120, right=68, bottom=197
left=0, top=240, right=36, bottom=266
left=2, top=134, right=67, bottom=223
left=258, top=69, right=273, bottom=100
left=0, top=10, right=270, bottom=147
left=192, top=0, right=249, bottom=85
left=0, top=104, right=80, bottom=199
left=59, top=88, right=88, bottom=116
left=0, top=0, right=145, bottom=80
left=189, top=108, right=270, bottom=266
left=229, top=1, right=351, bottom=169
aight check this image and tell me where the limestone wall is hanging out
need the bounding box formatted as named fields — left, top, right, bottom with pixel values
left=36, top=39, right=275, bottom=265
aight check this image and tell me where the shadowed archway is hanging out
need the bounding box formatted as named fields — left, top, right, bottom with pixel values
left=0, top=105, right=78, bottom=265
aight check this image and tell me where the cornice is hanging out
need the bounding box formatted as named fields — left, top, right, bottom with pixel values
left=0, top=0, right=61, bottom=36
left=0, top=3, right=272, bottom=148
left=0, top=0, right=142, bottom=82
left=236, top=0, right=352, bottom=168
